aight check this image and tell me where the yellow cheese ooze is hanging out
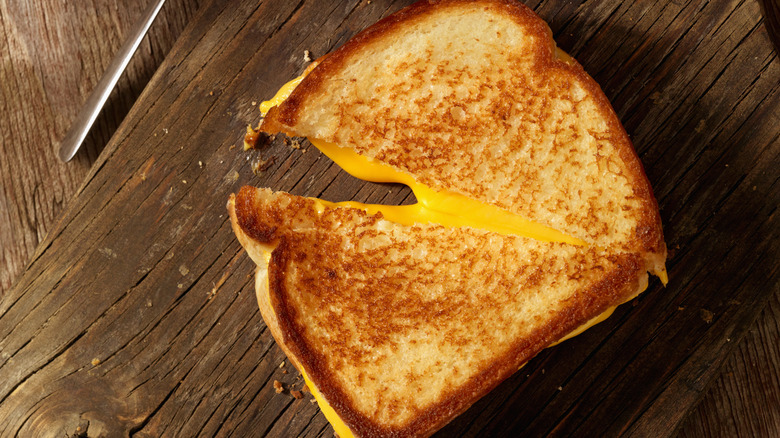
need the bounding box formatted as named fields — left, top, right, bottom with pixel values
left=301, top=370, right=356, bottom=438
left=309, top=139, right=586, bottom=245
left=260, top=66, right=584, bottom=245
left=259, top=75, right=304, bottom=116
left=259, top=72, right=585, bottom=245
left=260, top=60, right=322, bottom=116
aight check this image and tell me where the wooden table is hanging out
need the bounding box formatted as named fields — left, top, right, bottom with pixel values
left=1, top=0, right=778, bottom=436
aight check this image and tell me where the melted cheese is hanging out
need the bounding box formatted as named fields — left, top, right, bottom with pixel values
left=658, top=267, right=669, bottom=285
left=550, top=306, right=615, bottom=346
left=260, top=61, right=583, bottom=245
left=309, top=138, right=585, bottom=244
left=260, top=60, right=322, bottom=116
left=302, top=369, right=356, bottom=438
left=259, top=75, right=304, bottom=116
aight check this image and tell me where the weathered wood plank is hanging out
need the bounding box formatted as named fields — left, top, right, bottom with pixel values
left=679, top=289, right=780, bottom=437
left=0, top=0, right=778, bottom=436
left=0, top=0, right=201, bottom=294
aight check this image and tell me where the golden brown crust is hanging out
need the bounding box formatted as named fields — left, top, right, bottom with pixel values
left=232, top=186, right=278, bottom=243
left=229, top=187, right=647, bottom=437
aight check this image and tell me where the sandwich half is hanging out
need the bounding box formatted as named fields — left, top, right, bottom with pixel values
left=229, top=0, right=667, bottom=436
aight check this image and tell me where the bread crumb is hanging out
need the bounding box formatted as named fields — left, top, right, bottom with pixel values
left=251, top=101, right=257, bottom=106
left=310, top=398, right=318, bottom=404
left=274, top=380, right=284, bottom=393
left=245, top=126, right=273, bottom=150
left=209, top=271, right=229, bottom=300
left=279, top=361, right=285, bottom=369
left=303, top=50, right=312, bottom=62
left=252, top=156, right=275, bottom=175
left=209, top=91, right=214, bottom=96
left=91, top=358, right=100, bottom=366
left=291, top=390, right=303, bottom=399
left=557, top=386, right=563, bottom=391
left=282, top=370, right=288, bottom=374
left=699, top=309, right=714, bottom=324
left=282, top=136, right=303, bottom=150
left=244, top=125, right=259, bottom=150
left=198, top=161, right=203, bottom=168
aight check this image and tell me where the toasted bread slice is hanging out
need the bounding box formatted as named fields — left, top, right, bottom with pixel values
left=229, top=187, right=650, bottom=437
left=260, top=0, right=665, bottom=262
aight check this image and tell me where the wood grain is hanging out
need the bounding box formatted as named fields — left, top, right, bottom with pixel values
left=0, top=0, right=777, bottom=436
left=679, top=290, right=780, bottom=437
left=0, top=0, right=201, bottom=294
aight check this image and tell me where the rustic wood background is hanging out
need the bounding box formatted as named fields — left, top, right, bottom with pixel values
left=1, top=0, right=777, bottom=436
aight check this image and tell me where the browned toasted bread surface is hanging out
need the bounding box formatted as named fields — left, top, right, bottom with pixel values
left=229, top=187, right=647, bottom=437
left=260, top=0, right=665, bottom=259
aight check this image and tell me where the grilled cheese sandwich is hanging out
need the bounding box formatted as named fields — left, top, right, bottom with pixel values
left=231, top=1, right=667, bottom=436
